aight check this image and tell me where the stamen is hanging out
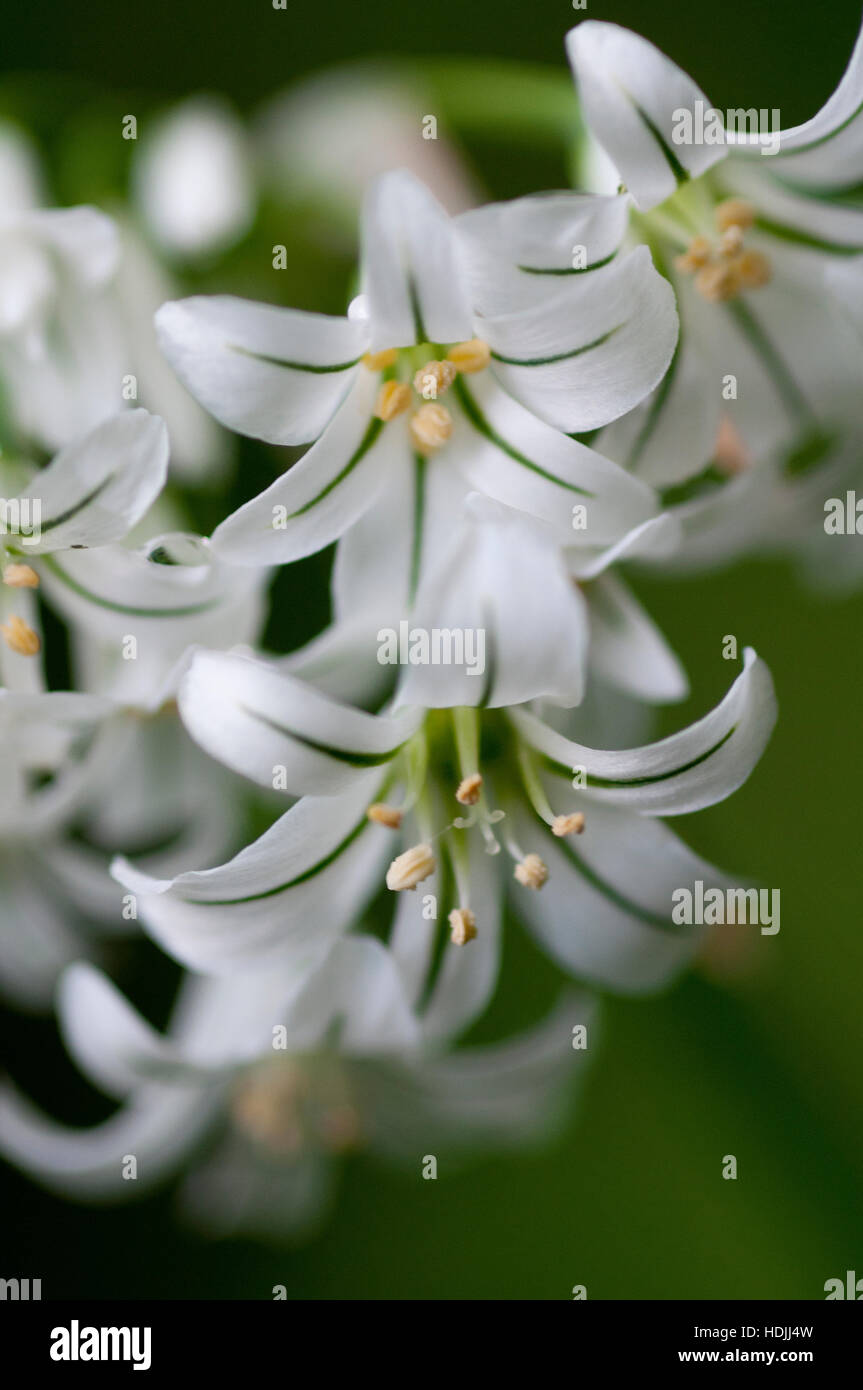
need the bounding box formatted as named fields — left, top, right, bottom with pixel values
left=409, top=402, right=453, bottom=455
left=734, top=248, right=771, bottom=289
left=715, top=198, right=755, bottom=233
left=719, top=225, right=745, bottom=257
left=413, top=360, right=456, bottom=400
left=386, top=842, right=436, bottom=891
left=456, top=772, right=483, bottom=806
left=363, top=348, right=398, bottom=371
left=446, top=339, right=491, bottom=374
left=674, top=234, right=712, bottom=273
left=1, top=615, right=40, bottom=656
left=367, top=802, right=402, bottom=829
left=695, top=260, right=744, bottom=303
left=448, top=907, right=477, bottom=946
left=514, top=852, right=548, bottom=890
left=374, top=381, right=412, bottom=421
left=2, top=563, right=39, bottom=589
left=552, top=812, right=585, bottom=837
left=714, top=416, right=751, bottom=476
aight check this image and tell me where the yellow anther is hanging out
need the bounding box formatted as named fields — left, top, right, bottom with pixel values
left=374, top=380, right=412, bottom=422
left=363, top=348, right=398, bottom=371
left=2, top=563, right=39, bottom=589
left=715, top=198, right=755, bottom=233
left=552, top=812, right=585, bottom=837
left=455, top=773, right=483, bottom=806
left=674, top=235, right=712, bottom=273
left=734, top=248, right=771, bottom=289
left=446, top=338, right=491, bottom=374
left=448, top=907, right=477, bottom=946
left=514, top=853, right=548, bottom=890
left=409, top=402, right=453, bottom=455
left=386, top=842, right=436, bottom=891
left=0, top=614, right=40, bottom=656
left=367, top=802, right=403, bottom=829
left=413, top=359, right=457, bottom=400
left=695, top=260, right=745, bottom=303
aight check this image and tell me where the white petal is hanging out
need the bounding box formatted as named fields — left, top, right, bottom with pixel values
left=111, top=773, right=390, bottom=974
left=155, top=294, right=367, bottom=444
left=178, top=648, right=421, bottom=794
left=448, top=371, right=659, bottom=545
left=565, top=21, right=726, bottom=210
left=508, top=798, right=710, bottom=992
left=586, top=572, right=688, bottom=703
left=360, top=168, right=474, bottom=349
left=482, top=246, right=678, bottom=432
left=510, top=648, right=776, bottom=814
left=395, top=496, right=589, bottom=710
left=456, top=190, right=630, bottom=314
left=18, top=410, right=168, bottom=553
left=211, top=370, right=398, bottom=565
left=40, top=533, right=266, bottom=706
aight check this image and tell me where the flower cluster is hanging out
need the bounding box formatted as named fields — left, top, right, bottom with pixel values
left=0, top=18, right=859, bottom=1237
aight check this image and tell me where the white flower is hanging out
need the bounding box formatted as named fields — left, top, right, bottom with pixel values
left=0, top=206, right=122, bottom=451
left=0, top=945, right=590, bottom=1238
left=473, top=20, right=863, bottom=490
left=133, top=96, right=255, bottom=259
left=38, top=531, right=267, bottom=708
left=154, top=168, right=675, bottom=566
left=112, top=646, right=775, bottom=1011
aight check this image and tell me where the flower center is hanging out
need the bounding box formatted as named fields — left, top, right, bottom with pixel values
left=364, top=339, right=491, bottom=456
left=674, top=199, right=771, bottom=303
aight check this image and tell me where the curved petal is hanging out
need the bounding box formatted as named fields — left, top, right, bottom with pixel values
left=565, top=20, right=726, bottom=210
left=39, top=533, right=266, bottom=706
left=0, top=1078, right=220, bottom=1199
left=482, top=246, right=678, bottom=432
left=510, top=648, right=776, bottom=814
left=110, top=772, right=390, bottom=973
left=395, top=495, right=589, bottom=710
left=155, top=294, right=367, bottom=444
left=210, top=370, right=400, bottom=565
left=585, top=572, right=689, bottom=703
left=17, top=410, right=168, bottom=553
left=455, top=190, right=630, bottom=314
left=508, top=798, right=710, bottom=992
left=178, top=648, right=422, bottom=794
left=360, top=168, right=474, bottom=349
left=448, top=371, right=659, bottom=545
left=743, top=16, right=863, bottom=185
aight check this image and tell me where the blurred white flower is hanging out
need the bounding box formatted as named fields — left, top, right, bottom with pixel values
left=561, top=19, right=863, bottom=485
left=0, top=941, right=590, bottom=1239
left=133, top=96, right=255, bottom=259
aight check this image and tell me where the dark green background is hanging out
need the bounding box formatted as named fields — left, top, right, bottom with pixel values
left=2, top=0, right=862, bottom=1299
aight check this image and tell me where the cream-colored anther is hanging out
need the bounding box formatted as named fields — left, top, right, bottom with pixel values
left=514, top=853, right=548, bottom=890
left=448, top=907, right=477, bottom=945
left=413, top=359, right=456, bottom=400
left=367, top=802, right=403, bottom=829
left=363, top=348, right=398, bottom=371
left=2, top=563, right=39, bottom=588
left=409, top=402, right=453, bottom=455
left=374, top=380, right=412, bottom=421
left=386, top=842, right=436, bottom=891
left=455, top=773, right=482, bottom=806
left=446, top=338, right=491, bottom=374
left=715, top=198, right=755, bottom=233
left=552, top=812, right=585, bottom=837
left=1, top=615, right=40, bottom=656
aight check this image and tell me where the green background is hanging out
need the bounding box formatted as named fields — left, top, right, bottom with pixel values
left=1, top=0, right=862, bottom=1299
